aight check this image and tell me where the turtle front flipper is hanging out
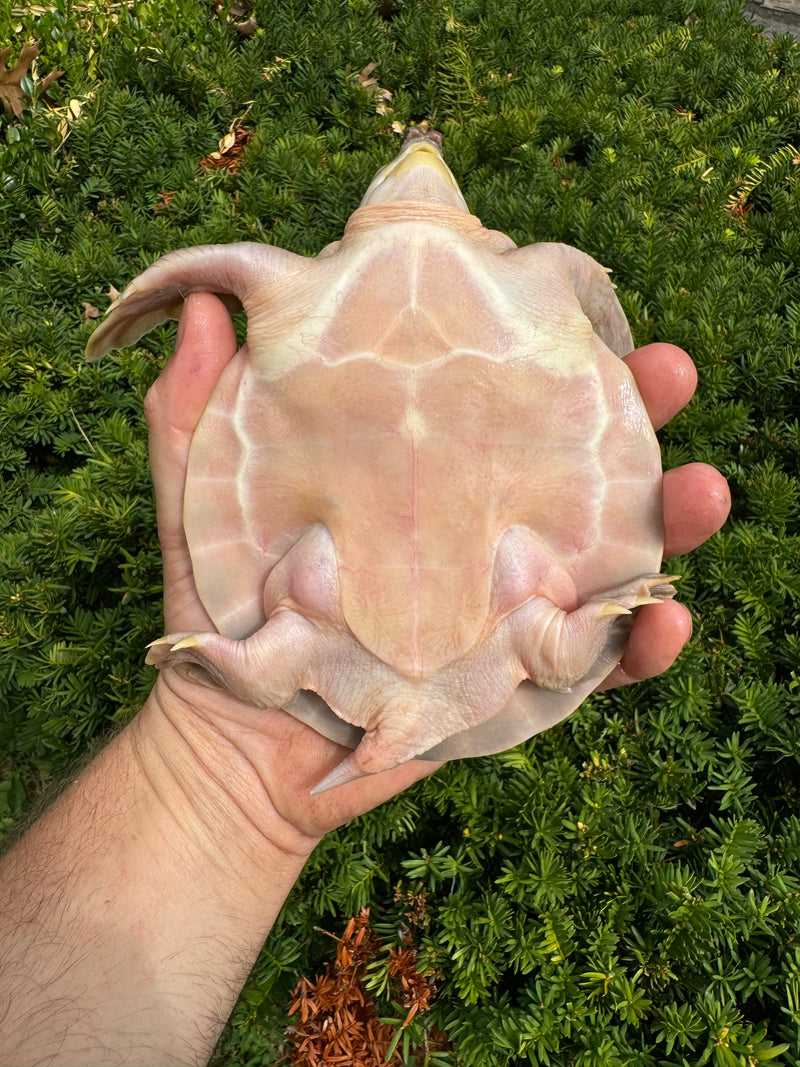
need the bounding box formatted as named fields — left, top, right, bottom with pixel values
left=85, top=243, right=307, bottom=361
left=507, top=242, right=634, bottom=359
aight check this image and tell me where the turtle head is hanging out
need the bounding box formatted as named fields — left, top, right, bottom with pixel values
left=360, top=127, right=469, bottom=212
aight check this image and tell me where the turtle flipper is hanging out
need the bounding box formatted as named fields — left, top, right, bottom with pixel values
left=85, top=243, right=306, bottom=360
left=507, top=242, right=634, bottom=359
left=145, top=610, right=315, bottom=712
left=512, top=573, right=677, bottom=693
left=420, top=575, right=677, bottom=764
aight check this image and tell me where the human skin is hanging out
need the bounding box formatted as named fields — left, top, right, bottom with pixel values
left=0, top=294, right=730, bottom=1066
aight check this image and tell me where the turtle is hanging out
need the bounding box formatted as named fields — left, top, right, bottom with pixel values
left=86, top=127, right=675, bottom=793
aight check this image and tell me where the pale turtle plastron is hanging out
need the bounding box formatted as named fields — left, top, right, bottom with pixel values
left=86, top=128, right=675, bottom=792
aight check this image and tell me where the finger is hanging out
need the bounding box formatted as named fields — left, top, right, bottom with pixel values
left=663, top=462, right=731, bottom=557
left=189, top=688, right=444, bottom=839
left=598, top=599, right=693, bottom=689
left=144, top=294, right=238, bottom=631
left=146, top=292, right=238, bottom=533
left=600, top=461, right=730, bottom=689
left=144, top=292, right=239, bottom=443
left=623, top=343, right=697, bottom=430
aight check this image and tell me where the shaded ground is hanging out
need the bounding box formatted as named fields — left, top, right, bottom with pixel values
left=744, top=0, right=800, bottom=40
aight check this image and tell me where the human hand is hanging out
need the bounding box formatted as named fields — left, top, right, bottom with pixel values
left=144, top=294, right=729, bottom=850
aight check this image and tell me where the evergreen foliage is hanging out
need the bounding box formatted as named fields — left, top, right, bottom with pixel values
left=1, top=0, right=799, bottom=1062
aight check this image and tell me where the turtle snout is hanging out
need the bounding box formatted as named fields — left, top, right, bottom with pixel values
left=403, top=126, right=444, bottom=150
left=359, top=129, right=468, bottom=211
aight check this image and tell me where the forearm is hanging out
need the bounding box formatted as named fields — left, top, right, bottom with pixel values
left=0, top=682, right=313, bottom=1067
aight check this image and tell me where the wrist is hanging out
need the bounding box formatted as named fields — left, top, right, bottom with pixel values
left=140, top=667, right=323, bottom=872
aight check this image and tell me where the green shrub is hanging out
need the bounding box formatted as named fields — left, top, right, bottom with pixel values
left=1, top=0, right=799, bottom=1063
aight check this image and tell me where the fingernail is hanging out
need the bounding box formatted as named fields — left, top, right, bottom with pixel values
left=175, top=299, right=190, bottom=351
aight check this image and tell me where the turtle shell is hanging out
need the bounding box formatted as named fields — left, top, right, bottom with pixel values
left=86, top=135, right=670, bottom=789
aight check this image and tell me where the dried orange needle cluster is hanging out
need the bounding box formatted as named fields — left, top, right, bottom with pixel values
left=286, top=908, right=437, bottom=1067
left=387, top=946, right=434, bottom=1027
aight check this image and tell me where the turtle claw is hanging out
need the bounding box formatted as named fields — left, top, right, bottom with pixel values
left=170, top=634, right=203, bottom=651
left=145, top=634, right=183, bottom=648
left=145, top=632, right=201, bottom=667
left=144, top=628, right=249, bottom=688
left=593, top=573, right=678, bottom=618
left=143, top=614, right=317, bottom=712
left=600, top=603, right=632, bottom=617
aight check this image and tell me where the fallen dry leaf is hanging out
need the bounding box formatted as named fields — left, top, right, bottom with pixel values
left=213, top=0, right=257, bottom=34
left=37, top=66, right=63, bottom=101
left=287, top=910, right=400, bottom=1067
left=154, top=190, right=179, bottom=213
left=234, top=15, right=257, bottom=35
left=214, top=0, right=251, bottom=17
left=358, top=61, right=378, bottom=83
left=54, top=95, right=88, bottom=151
left=0, top=41, right=63, bottom=116
left=82, top=301, right=101, bottom=321
left=0, top=43, right=39, bottom=116
left=219, top=130, right=237, bottom=154
left=727, top=191, right=753, bottom=225
left=198, top=125, right=252, bottom=173
left=354, top=62, right=393, bottom=111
